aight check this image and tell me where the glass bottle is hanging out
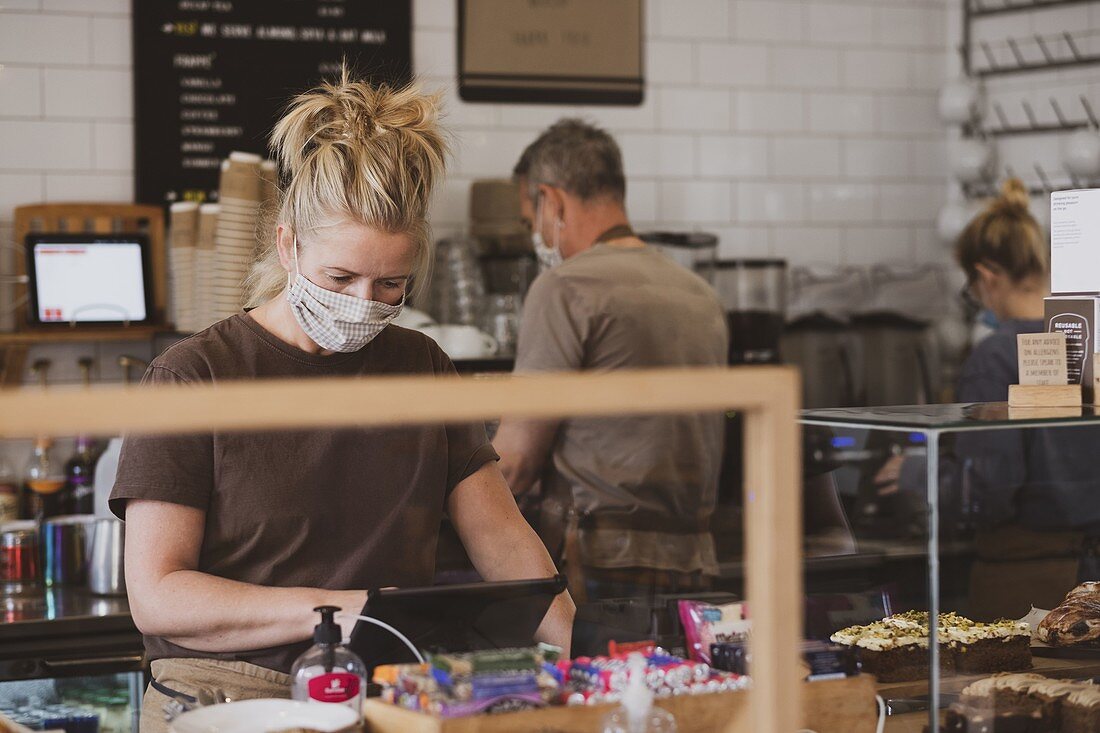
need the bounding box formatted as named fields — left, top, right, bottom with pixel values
left=0, top=456, right=18, bottom=525
left=64, top=437, right=97, bottom=515
left=601, top=654, right=677, bottom=733
left=24, top=438, right=66, bottom=522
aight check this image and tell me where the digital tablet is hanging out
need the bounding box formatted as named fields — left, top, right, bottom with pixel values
left=348, top=575, right=567, bottom=671
left=25, top=233, right=154, bottom=326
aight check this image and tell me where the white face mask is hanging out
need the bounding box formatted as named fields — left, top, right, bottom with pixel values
left=285, top=236, right=405, bottom=353
left=532, top=196, right=564, bottom=271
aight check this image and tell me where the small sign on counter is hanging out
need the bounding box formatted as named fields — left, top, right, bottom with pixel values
left=1018, top=332, right=1069, bottom=386
left=1010, top=333, right=1080, bottom=407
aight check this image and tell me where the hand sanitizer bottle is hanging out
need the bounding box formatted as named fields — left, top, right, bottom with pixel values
left=291, top=606, right=366, bottom=718
left=601, top=653, right=677, bottom=733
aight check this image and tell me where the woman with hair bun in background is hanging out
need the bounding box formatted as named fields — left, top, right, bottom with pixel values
left=109, top=72, right=574, bottom=730
left=951, top=179, right=1100, bottom=618
left=954, top=177, right=1048, bottom=401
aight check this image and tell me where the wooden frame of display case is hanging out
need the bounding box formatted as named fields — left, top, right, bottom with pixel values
left=0, top=366, right=803, bottom=733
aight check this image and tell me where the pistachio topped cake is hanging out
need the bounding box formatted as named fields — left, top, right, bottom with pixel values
left=940, top=614, right=1032, bottom=674
left=830, top=613, right=933, bottom=683
left=831, top=611, right=1032, bottom=683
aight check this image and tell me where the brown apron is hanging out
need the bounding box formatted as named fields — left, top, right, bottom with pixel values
left=140, top=658, right=292, bottom=733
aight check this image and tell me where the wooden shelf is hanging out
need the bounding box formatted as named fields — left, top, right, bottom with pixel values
left=0, top=327, right=183, bottom=346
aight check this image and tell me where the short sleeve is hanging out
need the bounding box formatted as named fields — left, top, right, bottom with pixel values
left=956, top=335, right=1018, bottom=403
left=430, top=345, right=499, bottom=494
left=514, top=271, right=586, bottom=373
left=109, top=365, right=215, bottom=519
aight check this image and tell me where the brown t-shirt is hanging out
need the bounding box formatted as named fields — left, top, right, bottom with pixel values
left=515, top=243, right=728, bottom=574
left=110, top=313, right=497, bottom=673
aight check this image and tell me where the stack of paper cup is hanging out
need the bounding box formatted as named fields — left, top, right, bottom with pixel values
left=168, top=202, right=199, bottom=332
left=260, top=159, right=279, bottom=212
left=212, top=152, right=263, bottom=321
left=194, top=203, right=220, bottom=331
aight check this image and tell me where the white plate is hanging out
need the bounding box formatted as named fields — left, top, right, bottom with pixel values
left=170, top=699, right=359, bottom=733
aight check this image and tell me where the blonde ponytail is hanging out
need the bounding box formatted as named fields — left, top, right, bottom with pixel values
left=245, top=68, right=447, bottom=307
left=954, top=177, right=1047, bottom=284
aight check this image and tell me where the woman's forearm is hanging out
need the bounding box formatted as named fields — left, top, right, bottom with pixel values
left=135, top=570, right=365, bottom=652
left=453, top=468, right=576, bottom=651
left=474, top=525, right=576, bottom=651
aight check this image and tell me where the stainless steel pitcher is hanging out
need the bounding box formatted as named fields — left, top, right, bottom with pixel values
left=87, top=517, right=125, bottom=596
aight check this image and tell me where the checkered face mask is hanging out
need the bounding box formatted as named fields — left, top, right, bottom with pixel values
left=285, top=236, right=405, bottom=353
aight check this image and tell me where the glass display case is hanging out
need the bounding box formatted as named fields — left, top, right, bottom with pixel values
left=801, top=403, right=1100, bottom=733
left=0, top=589, right=143, bottom=732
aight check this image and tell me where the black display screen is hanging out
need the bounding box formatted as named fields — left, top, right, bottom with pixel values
left=133, top=1, right=412, bottom=207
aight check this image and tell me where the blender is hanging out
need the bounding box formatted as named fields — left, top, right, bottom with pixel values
left=712, top=259, right=788, bottom=365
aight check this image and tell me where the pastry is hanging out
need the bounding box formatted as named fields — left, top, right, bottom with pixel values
left=831, top=612, right=1032, bottom=683
left=1038, top=583, right=1100, bottom=647
left=1061, top=686, right=1100, bottom=733
left=955, top=672, right=1098, bottom=732
left=940, top=614, right=1032, bottom=674
left=959, top=673, right=1048, bottom=712
left=830, top=616, right=931, bottom=683
left=941, top=700, right=1048, bottom=733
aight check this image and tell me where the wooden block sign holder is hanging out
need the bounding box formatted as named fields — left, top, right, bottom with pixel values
left=0, top=367, right=827, bottom=733
left=1009, top=332, right=1081, bottom=407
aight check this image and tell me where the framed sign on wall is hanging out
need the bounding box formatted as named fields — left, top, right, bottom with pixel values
left=133, top=1, right=412, bottom=206
left=459, top=0, right=643, bottom=105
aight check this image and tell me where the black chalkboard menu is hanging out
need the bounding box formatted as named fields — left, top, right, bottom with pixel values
left=133, top=1, right=412, bottom=206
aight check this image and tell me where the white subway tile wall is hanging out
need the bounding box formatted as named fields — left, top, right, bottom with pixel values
left=0, top=0, right=958, bottom=286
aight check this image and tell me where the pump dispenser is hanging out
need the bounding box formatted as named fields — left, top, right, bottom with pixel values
left=291, top=606, right=366, bottom=717
left=601, top=653, right=677, bottom=733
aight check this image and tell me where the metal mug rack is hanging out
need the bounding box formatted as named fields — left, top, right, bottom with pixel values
left=968, top=0, right=1100, bottom=20
left=969, top=30, right=1100, bottom=76
left=974, top=95, right=1099, bottom=137
left=962, top=162, right=1099, bottom=198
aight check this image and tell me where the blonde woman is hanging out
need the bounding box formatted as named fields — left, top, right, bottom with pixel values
left=950, top=179, right=1100, bottom=617
left=110, top=74, right=573, bottom=729
left=955, top=177, right=1048, bottom=400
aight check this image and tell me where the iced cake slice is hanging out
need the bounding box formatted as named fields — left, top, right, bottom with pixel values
left=830, top=618, right=930, bottom=683
left=1062, top=686, right=1100, bottom=733
left=942, top=614, right=1032, bottom=674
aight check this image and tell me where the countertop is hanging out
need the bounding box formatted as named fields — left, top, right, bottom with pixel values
left=0, top=588, right=143, bottom=681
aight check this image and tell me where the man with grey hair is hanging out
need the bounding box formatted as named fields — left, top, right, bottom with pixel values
left=493, top=119, right=729, bottom=601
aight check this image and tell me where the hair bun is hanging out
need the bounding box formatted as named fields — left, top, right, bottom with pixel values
left=996, top=177, right=1030, bottom=214
left=270, top=66, right=445, bottom=180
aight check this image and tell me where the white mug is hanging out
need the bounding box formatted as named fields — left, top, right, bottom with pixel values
left=951, top=138, right=996, bottom=184
left=938, top=79, right=983, bottom=125
left=420, top=325, right=498, bottom=359
left=1063, top=129, right=1100, bottom=178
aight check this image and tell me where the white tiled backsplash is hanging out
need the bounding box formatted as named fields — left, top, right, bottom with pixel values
left=0, top=0, right=969, bottom=383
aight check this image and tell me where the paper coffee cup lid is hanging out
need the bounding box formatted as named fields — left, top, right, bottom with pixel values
left=229, top=151, right=263, bottom=165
